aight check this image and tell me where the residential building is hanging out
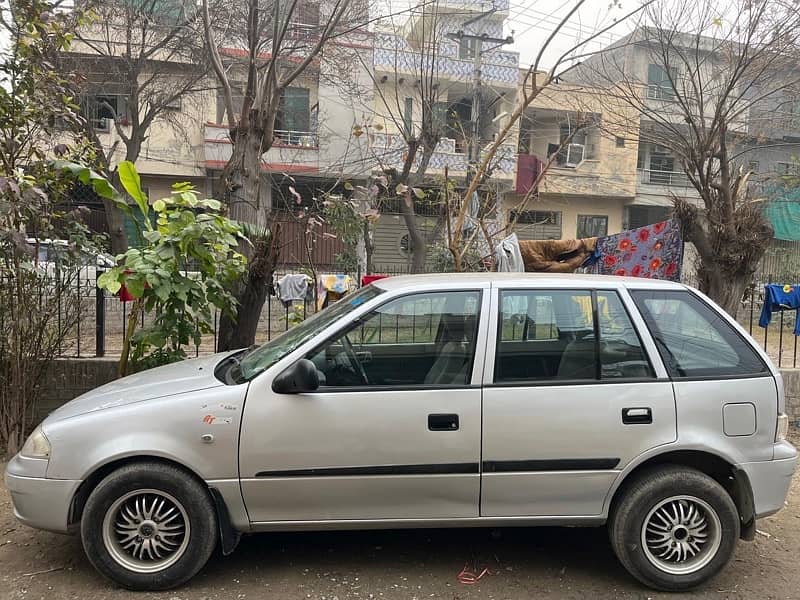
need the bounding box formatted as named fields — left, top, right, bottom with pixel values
left=367, top=0, right=520, bottom=270
left=506, top=76, right=640, bottom=241
left=568, top=27, right=800, bottom=233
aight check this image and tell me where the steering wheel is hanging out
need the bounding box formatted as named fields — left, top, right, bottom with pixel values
left=341, top=335, right=370, bottom=385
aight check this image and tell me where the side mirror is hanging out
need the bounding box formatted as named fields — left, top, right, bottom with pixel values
left=272, top=358, right=320, bottom=394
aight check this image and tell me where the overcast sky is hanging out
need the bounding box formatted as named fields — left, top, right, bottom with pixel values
left=504, top=1, right=640, bottom=68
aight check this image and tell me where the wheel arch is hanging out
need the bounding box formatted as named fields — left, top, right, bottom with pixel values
left=68, top=455, right=241, bottom=554
left=607, top=449, right=755, bottom=541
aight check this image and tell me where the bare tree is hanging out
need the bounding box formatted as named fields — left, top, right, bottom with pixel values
left=59, top=0, right=215, bottom=253
left=400, top=0, right=655, bottom=272
left=583, top=0, right=800, bottom=314
left=202, top=0, right=372, bottom=349
left=367, top=2, right=450, bottom=272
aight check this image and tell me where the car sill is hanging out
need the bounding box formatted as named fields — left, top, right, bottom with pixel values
left=248, top=515, right=606, bottom=532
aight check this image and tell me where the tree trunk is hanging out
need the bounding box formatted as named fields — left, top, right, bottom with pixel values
left=398, top=194, right=427, bottom=273
left=222, top=123, right=270, bottom=228
left=103, top=197, right=129, bottom=254
left=700, top=265, right=748, bottom=317
left=363, top=220, right=374, bottom=275
left=217, top=225, right=281, bottom=351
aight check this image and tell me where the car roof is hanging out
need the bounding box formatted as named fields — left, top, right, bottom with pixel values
left=372, top=272, right=687, bottom=291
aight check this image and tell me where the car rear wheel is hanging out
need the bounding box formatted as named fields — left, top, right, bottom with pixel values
left=81, top=462, right=218, bottom=590
left=609, top=466, right=739, bottom=592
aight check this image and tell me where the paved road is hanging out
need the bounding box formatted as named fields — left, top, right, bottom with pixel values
left=2, top=466, right=798, bottom=600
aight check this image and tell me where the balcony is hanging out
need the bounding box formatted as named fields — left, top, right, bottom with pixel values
left=204, top=124, right=320, bottom=173
left=638, top=168, right=691, bottom=187
left=439, top=0, right=510, bottom=11
left=368, top=132, right=516, bottom=179
left=373, top=33, right=519, bottom=86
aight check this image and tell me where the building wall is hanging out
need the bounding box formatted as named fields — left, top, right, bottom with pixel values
left=370, top=213, right=437, bottom=272
left=503, top=193, right=625, bottom=241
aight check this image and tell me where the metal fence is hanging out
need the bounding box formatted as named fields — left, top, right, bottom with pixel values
left=29, top=269, right=800, bottom=370
left=38, top=266, right=412, bottom=359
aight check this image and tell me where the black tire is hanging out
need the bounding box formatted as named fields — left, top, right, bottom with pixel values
left=609, top=466, right=739, bottom=592
left=80, top=462, right=219, bottom=590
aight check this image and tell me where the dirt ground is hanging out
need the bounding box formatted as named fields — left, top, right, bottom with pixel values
left=2, top=437, right=800, bottom=600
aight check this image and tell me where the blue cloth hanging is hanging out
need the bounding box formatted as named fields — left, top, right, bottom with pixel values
left=759, top=284, right=800, bottom=335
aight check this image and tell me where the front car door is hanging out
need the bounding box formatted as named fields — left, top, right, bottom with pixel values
left=481, top=281, right=677, bottom=517
left=239, top=283, right=489, bottom=524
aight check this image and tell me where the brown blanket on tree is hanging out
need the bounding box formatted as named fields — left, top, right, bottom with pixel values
left=518, top=238, right=597, bottom=273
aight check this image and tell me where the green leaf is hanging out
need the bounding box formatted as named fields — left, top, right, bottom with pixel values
left=118, top=161, right=149, bottom=221
left=344, top=181, right=354, bottom=191
left=199, top=199, right=222, bottom=210
left=412, top=187, right=425, bottom=199
left=51, top=159, right=118, bottom=200
left=125, top=278, right=145, bottom=299
left=153, top=199, right=166, bottom=212
left=97, top=269, right=121, bottom=294
left=143, top=230, right=161, bottom=243
left=395, top=183, right=408, bottom=195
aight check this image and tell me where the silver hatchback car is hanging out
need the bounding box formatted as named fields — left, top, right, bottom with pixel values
left=6, top=274, right=797, bottom=591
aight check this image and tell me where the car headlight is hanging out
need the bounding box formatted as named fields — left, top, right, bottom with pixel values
left=20, top=425, right=51, bottom=459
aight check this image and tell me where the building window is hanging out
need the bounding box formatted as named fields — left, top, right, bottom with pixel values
left=512, top=210, right=562, bottom=240
left=577, top=215, right=608, bottom=238
left=616, top=136, right=625, bottom=147
left=81, top=94, right=126, bottom=132
left=647, top=64, right=677, bottom=100
left=275, top=87, right=312, bottom=144
left=776, top=161, right=800, bottom=176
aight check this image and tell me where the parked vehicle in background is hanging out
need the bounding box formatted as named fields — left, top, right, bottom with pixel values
left=27, top=238, right=115, bottom=282
left=5, top=273, right=796, bottom=592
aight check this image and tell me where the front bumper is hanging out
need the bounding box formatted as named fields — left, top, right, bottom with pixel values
left=739, top=442, right=798, bottom=519
left=5, top=457, right=81, bottom=534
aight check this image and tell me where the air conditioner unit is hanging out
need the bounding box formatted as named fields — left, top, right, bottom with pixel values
left=565, top=143, right=585, bottom=166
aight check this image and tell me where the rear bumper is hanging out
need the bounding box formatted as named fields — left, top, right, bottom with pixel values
left=739, top=446, right=797, bottom=519
left=5, top=469, right=81, bottom=534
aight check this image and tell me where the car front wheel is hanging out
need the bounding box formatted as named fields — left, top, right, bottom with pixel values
left=609, top=466, right=739, bottom=592
left=81, top=462, right=219, bottom=590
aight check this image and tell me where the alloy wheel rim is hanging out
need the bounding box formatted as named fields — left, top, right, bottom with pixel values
left=101, top=489, right=190, bottom=574
left=641, top=495, right=722, bottom=575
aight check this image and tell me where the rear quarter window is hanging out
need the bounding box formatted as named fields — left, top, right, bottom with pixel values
left=631, top=289, right=767, bottom=378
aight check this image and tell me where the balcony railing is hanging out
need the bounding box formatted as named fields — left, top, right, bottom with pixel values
left=638, top=168, right=691, bottom=187
left=274, top=129, right=318, bottom=148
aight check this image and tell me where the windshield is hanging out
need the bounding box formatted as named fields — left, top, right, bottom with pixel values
left=237, top=285, right=384, bottom=381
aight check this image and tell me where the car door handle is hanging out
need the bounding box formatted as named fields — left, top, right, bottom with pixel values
left=428, top=413, right=459, bottom=431
left=622, top=407, right=652, bottom=424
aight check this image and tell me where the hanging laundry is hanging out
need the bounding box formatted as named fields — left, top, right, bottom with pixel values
left=495, top=233, right=525, bottom=272
left=275, top=273, right=311, bottom=308
left=518, top=238, right=597, bottom=273
left=317, top=273, right=356, bottom=310
left=759, top=284, right=800, bottom=335
left=591, top=219, right=682, bottom=281
left=515, top=154, right=544, bottom=195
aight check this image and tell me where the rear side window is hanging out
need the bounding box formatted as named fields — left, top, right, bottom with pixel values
left=631, top=290, right=767, bottom=378
left=495, top=289, right=654, bottom=383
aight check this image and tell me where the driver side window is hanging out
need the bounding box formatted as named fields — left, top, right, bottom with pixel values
left=307, top=290, right=482, bottom=388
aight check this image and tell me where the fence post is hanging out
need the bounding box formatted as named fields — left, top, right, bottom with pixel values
left=95, top=270, right=105, bottom=357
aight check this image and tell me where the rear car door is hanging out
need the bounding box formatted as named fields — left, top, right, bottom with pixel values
left=239, top=286, right=489, bottom=523
left=481, top=282, right=677, bottom=517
